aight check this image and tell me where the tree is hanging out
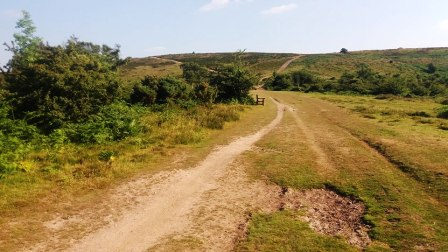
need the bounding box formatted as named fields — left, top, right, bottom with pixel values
left=340, top=48, right=349, bottom=54
left=210, top=64, right=255, bottom=103
left=2, top=11, right=43, bottom=72
left=5, top=35, right=124, bottom=131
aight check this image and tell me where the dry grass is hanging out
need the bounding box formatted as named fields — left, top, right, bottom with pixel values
left=120, top=57, right=182, bottom=81
left=238, top=91, right=448, bottom=251
left=0, top=102, right=272, bottom=251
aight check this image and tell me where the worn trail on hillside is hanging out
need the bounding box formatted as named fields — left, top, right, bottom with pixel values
left=277, top=55, right=301, bottom=73
left=61, top=99, right=285, bottom=252
left=258, top=55, right=302, bottom=88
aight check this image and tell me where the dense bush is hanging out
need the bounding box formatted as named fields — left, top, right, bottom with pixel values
left=210, top=64, right=256, bottom=103
left=4, top=40, right=124, bottom=132
left=59, top=102, right=143, bottom=144
left=0, top=12, right=256, bottom=178
left=130, top=75, right=193, bottom=105
left=264, top=73, right=293, bottom=91
left=264, top=70, right=321, bottom=92
left=0, top=102, right=42, bottom=176
left=265, top=62, right=448, bottom=97
left=437, top=106, right=448, bottom=119
left=181, top=62, right=210, bottom=84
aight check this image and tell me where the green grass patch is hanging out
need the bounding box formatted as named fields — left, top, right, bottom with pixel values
left=236, top=211, right=357, bottom=252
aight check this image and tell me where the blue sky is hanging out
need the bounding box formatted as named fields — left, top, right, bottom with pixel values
left=1, top=0, right=448, bottom=66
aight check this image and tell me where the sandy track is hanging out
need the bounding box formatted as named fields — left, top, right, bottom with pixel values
left=150, top=56, right=182, bottom=65
left=63, top=100, right=285, bottom=252
left=277, top=55, right=301, bottom=73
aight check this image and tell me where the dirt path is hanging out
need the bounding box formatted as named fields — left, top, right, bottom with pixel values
left=55, top=99, right=285, bottom=252
left=257, top=55, right=301, bottom=89
left=23, top=94, right=374, bottom=251
left=277, top=55, right=301, bottom=73
left=150, top=56, right=182, bottom=65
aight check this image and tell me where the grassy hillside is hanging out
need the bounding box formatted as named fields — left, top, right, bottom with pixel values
left=120, top=52, right=297, bottom=80
left=120, top=57, right=182, bottom=80
left=285, top=47, right=448, bottom=79
left=121, top=48, right=448, bottom=92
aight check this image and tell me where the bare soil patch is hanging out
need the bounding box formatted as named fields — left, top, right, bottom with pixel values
left=281, top=188, right=371, bottom=248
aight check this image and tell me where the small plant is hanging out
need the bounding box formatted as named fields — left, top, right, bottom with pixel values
left=98, top=150, right=117, bottom=162
left=436, top=106, right=448, bottom=119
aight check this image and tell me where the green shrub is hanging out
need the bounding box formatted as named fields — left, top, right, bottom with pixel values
left=0, top=102, right=43, bottom=177
left=264, top=73, right=293, bottom=91
left=62, top=103, right=143, bottom=144
left=130, top=75, right=193, bottom=105
left=130, top=81, right=157, bottom=105
left=98, top=150, right=117, bottom=162
left=437, top=106, right=448, bottom=119
left=4, top=39, right=125, bottom=132
left=181, top=62, right=210, bottom=85
left=210, top=65, right=256, bottom=103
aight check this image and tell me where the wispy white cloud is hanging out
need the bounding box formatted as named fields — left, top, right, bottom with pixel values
left=200, top=0, right=231, bottom=12
left=260, top=3, right=297, bottom=15
left=438, top=19, right=448, bottom=31
left=199, top=0, right=253, bottom=12
left=1, top=9, right=22, bottom=19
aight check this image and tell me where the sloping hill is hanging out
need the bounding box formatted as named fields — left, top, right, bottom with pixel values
left=284, top=47, right=448, bottom=79
left=120, top=57, right=183, bottom=80
left=120, top=52, right=298, bottom=80
left=121, top=48, right=448, bottom=87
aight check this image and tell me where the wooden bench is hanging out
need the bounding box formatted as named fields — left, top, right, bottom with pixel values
left=256, top=95, right=265, bottom=106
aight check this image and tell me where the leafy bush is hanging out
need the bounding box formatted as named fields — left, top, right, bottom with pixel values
left=210, top=65, right=255, bottom=103
left=181, top=62, right=210, bottom=85
left=2, top=12, right=126, bottom=133
left=0, top=102, right=43, bottom=176
left=61, top=103, right=143, bottom=144
left=130, top=75, right=193, bottom=105
left=437, top=106, right=448, bottom=119
left=130, top=79, right=157, bottom=105
left=264, top=73, right=293, bottom=91
left=5, top=34, right=125, bottom=132
left=192, top=82, right=217, bottom=104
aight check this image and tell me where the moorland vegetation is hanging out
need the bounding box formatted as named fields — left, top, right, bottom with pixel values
left=0, top=12, right=255, bottom=189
